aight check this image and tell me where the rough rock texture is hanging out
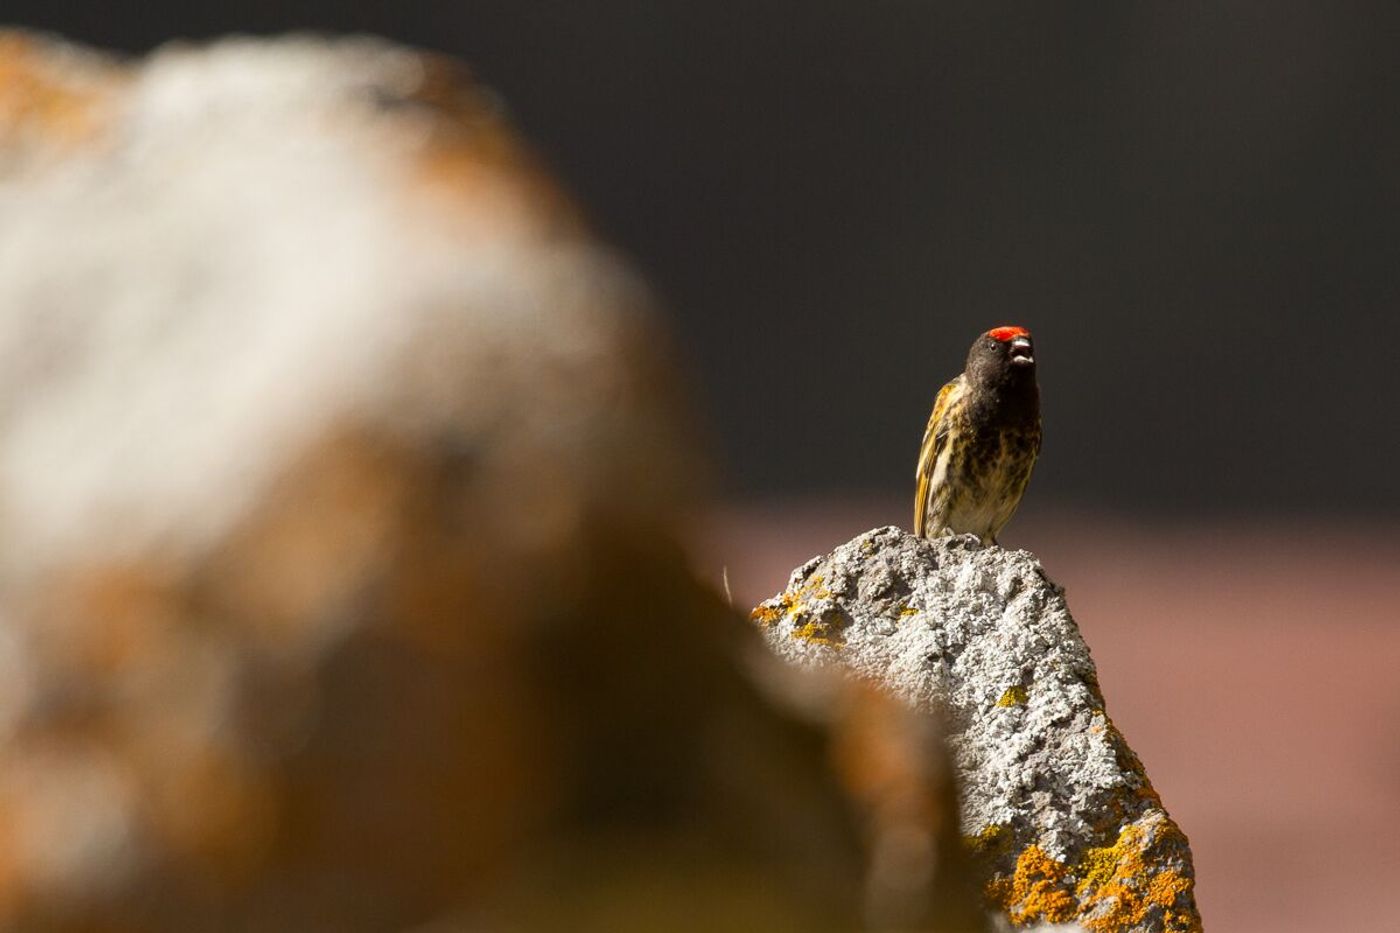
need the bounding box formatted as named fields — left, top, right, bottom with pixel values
left=0, top=31, right=985, bottom=931
left=755, top=527, right=1203, bottom=933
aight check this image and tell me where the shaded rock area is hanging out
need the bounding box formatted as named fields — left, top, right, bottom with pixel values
left=754, top=528, right=1202, bottom=933
left=0, top=31, right=988, bottom=931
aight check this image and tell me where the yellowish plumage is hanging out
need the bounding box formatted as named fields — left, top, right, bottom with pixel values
left=913, top=377, right=963, bottom=537
left=913, top=331, right=1041, bottom=544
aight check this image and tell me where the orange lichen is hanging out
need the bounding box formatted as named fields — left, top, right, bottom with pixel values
left=1075, top=822, right=1199, bottom=933
left=749, top=575, right=832, bottom=630
left=1148, top=869, right=1192, bottom=907
left=748, top=596, right=792, bottom=627
left=975, top=817, right=1199, bottom=932
left=992, top=845, right=1077, bottom=925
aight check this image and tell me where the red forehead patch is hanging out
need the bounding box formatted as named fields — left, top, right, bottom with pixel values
left=987, top=326, right=1030, bottom=342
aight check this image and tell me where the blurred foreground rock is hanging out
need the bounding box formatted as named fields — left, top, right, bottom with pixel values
left=0, top=31, right=981, bottom=931
left=755, top=528, right=1202, bottom=933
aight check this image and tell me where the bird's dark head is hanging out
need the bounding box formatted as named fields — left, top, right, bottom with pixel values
left=966, top=325, right=1036, bottom=385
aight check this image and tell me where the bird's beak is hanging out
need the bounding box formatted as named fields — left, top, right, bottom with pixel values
left=1009, top=336, right=1034, bottom=365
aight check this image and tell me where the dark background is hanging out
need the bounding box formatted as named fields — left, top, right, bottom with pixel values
left=13, top=1, right=1400, bottom=515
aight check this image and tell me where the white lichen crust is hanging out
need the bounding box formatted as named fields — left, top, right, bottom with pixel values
left=754, top=527, right=1201, bottom=932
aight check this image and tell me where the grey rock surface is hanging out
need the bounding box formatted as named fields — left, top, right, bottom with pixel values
left=755, top=526, right=1202, bottom=932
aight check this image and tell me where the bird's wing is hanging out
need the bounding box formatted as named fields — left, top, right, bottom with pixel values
left=914, top=376, right=962, bottom=536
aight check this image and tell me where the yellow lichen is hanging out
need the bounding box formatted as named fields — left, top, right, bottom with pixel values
left=996, top=685, right=1029, bottom=707
left=803, top=575, right=832, bottom=601
left=898, top=604, right=919, bottom=617
left=965, top=823, right=1011, bottom=855
left=791, top=615, right=845, bottom=647
left=1076, top=829, right=1130, bottom=894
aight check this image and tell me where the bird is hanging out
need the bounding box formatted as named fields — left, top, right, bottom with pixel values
left=914, top=326, right=1041, bottom=545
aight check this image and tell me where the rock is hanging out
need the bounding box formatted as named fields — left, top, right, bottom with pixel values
left=754, top=527, right=1203, bottom=933
left=0, top=30, right=950, bottom=931
left=814, top=676, right=987, bottom=932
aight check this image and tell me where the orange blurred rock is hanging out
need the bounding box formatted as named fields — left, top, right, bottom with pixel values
left=0, top=30, right=961, bottom=932
left=828, top=682, right=984, bottom=932
left=0, top=31, right=125, bottom=165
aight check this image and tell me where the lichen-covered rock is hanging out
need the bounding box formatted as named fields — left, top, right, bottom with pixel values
left=754, top=527, right=1203, bottom=933
left=0, top=30, right=924, bottom=932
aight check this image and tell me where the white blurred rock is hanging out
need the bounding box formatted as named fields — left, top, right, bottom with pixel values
left=0, top=32, right=675, bottom=587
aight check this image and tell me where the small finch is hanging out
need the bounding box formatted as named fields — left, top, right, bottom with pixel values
left=914, top=326, right=1041, bottom=544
